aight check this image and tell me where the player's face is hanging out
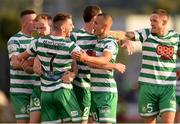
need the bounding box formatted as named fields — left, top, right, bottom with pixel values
left=91, top=10, right=102, bottom=33
left=23, top=14, right=37, bottom=33
left=150, top=14, right=164, bottom=34
left=94, top=16, right=105, bottom=36
left=34, top=19, right=51, bottom=36
left=64, top=18, right=74, bottom=38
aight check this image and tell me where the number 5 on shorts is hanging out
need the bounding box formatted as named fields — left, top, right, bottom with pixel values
left=147, top=103, right=153, bottom=113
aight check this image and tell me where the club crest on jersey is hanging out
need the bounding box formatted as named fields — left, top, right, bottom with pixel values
left=156, top=44, right=174, bottom=60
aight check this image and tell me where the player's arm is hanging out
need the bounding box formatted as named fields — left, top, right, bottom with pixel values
left=33, top=56, right=42, bottom=76
left=62, top=59, right=78, bottom=83
left=109, top=31, right=136, bottom=55
left=18, top=51, right=31, bottom=61
left=71, top=59, right=78, bottom=75
left=21, top=58, right=34, bottom=74
left=18, top=38, right=38, bottom=73
left=10, top=55, right=23, bottom=70
left=7, top=39, right=23, bottom=70
left=73, top=50, right=112, bottom=65
left=86, top=62, right=126, bottom=74
left=109, top=30, right=136, bottom=41
left=17, top=51, right=33, bottom=73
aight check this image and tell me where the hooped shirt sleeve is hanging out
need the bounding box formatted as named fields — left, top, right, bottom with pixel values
left=134, top=28, right=151, bottom=42
left=68, top=39, right=82, bottom=54
left=7, top=37, right=20, bottom=59
left=103, top=39, right=118, bottom=55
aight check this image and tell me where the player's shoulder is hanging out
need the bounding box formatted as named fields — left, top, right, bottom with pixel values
left=107, top=36, right=119, bottom=47
left=71, top=28, right=87, bottom=41
left=104, top=36, right=117, bottom=43
left=72, top=28, right=94, bottom=36
left=9, top=32, right=33, bottom=42
left=168, top=30, right=179, bottom=36
left=7, top=32, right=23, bottom=45
left=72, top=28, right=85, bottom=34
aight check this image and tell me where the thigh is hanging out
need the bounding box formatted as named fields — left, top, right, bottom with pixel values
left=161, top=111, right=175, bottom=123
left=159, top=86, right=176, bottom=123
left=30, top=86, right=41, bottom=123
left=41, top=92, right=60, bottom=123
left=91, top=92, right=117, bottom=123
left=54, top=88, right=81, bottom=123
left=159, top=85, right=176, bottom=114
left=142, top=116, right=157, bottom=123
left=73, top=85, right=91, bottom=120
left=29, top=111, right=41, bottom=123
left=30, top=86, right=41, bottom=112
left=138, top=84, right=159, bottom=117
left=10, top=93, right=30, bottom=121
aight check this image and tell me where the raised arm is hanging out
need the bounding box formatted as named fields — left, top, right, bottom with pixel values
left=109, top=30, right=136, bottom=41
left=109, top=30, right=136, bottom=55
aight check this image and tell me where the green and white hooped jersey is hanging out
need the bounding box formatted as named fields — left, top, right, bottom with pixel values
left=134, top=28, right=180, bottom=85
left=176, top=57, right=180, bottom=96
left=90, top=37, right=119, bottom=93
left=7, top=32, right=40, bottom=94
left=71, top=28, right=97, bottom=88
left=27, top=35, right=81, bottom=92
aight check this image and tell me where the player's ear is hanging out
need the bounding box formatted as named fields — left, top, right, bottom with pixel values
left=60, top=25, right=65, bottom=32
left=162, top=16, right=168, bottom=26
left=104, top=22, right=109, bottom=30
left=162, top=20, right=167, bottom=25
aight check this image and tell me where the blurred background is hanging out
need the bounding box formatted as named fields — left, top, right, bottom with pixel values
left=1, top=0, right=180, bottom=122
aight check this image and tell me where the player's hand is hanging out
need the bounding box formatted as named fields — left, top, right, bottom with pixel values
left=114, top=63, right=126, bottom=74
left=121, top=40, right=134, bottom=55
left=21, top=59, right=34, bottom=74
left=72, top=50, right=88, bottom=62
left=79, top=50, right=88, bottom=62
left=11, top=55, right=22, bottom=69
left=61, top=71, right=76, bottom=84
left=71, top=51, right=80, bottom=60
left=33, top=57, right=42, bottom=76
left=21, top=58, right=34, bottom=69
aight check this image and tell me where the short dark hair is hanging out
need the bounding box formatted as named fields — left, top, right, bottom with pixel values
left=20, top=9, right=36, bottom=18
left=152, top=9, right=169, bottom=18
left=53, top=12, right=72, bottom=31
left=83, top=5, right=101, bottom=23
